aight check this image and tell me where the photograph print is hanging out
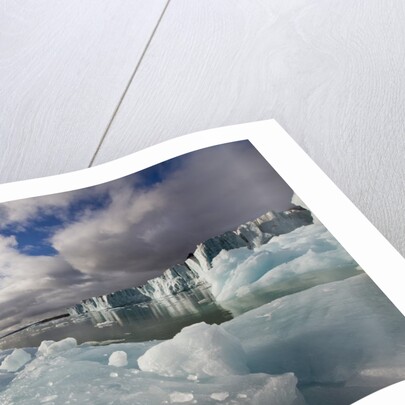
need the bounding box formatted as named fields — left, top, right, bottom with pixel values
left=0, top=140, right=404, bottom=405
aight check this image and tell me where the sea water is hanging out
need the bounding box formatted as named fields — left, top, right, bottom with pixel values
left=0, top=285, right=232, bottom=350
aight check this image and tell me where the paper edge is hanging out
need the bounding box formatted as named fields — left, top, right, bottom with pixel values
left=0, top=119, right=404, bottom=403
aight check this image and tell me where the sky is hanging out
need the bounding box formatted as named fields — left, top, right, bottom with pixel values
left=0, top=141, right=293, bottom=334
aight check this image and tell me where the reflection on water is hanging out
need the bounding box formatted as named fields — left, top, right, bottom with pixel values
left=0, top=268, right=360, bottom=350
left=0, top=285, right=233, bottom=350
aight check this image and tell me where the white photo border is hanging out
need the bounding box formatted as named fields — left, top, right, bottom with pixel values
left=0, top=119, right=404, bottom=403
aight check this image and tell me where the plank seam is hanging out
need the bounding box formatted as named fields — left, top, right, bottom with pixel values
left=88, top=0, right=172, bottom=167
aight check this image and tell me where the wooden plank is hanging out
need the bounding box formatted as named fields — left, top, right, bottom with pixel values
left=94, top=0, right=405, bottom=257
left=0, top=0, right=167, bottom=183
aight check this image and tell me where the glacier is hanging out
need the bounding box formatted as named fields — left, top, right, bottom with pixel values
left=67, top=207, right=313, bottom=315
left=71, top=219, right=361, bottom=322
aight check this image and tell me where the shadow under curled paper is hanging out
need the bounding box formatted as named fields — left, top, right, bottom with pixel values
left=0, top=120, right=404, bottom=405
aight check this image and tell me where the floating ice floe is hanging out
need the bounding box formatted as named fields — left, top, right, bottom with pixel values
left=37, top=338, right=77, bottom=357
left=0, top=345, right=305, bottom=404
left=138, top=322, right=248, bottom=378
left=0, top=349, right=31, bottom=372
left=2, top=273, right=403, bottom=403
left=224, top=274, right=405, bottom=385
left=1, top=205, right=405, bottom=403
left=169, top=391, right=194, bottom=403
left=108, top=351, right=128, bottom=367
left=205, top=224, right=360, bottom=303
left=210, top=391, right=229, bottom=401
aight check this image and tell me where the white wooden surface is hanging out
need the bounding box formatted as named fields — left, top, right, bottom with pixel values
left=0, top=0, right=167, bottom=181
left=1, top=0, right=405, bottom=257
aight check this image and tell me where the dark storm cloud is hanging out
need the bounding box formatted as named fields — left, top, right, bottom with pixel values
left=0, top=141, right=294, bottom=332
left=52, top=142, right=293, bottom=284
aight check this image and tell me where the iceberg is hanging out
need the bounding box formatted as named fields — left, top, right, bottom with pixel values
left=37, top=337, right=77, bottom=357
left=2, top=195, right=404, bottom=404
left=223, top=274, right=405, bottom=385
left=0, top=339, right=305, bottom=405
left=204, top=223, right=360, bottom=303
left=169, top=391, right=194, bottom=403
left=0, top=348, right=31, bottom=372
left=1, top=273, right=403, bottom=403
left=210, top=391, right=229, bottom=401
left=108, top=351, right=128, bottom=367
left=137, top=322, right=249, bottom=378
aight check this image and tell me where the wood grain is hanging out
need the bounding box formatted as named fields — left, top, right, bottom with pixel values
left=0, top=0, right=167, bottom=183
left=93, top=0, right=405, bottom=256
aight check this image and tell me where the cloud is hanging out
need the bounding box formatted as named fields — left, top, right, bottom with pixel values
left=0, top=177, right=129, bottom=231
left=0, top=189, right=87, bottom=231
left=52, top=142, right=293, bottom=286
left=0, top=141, right=294, bottom=332
left=0, top=235, right=88, bottom=333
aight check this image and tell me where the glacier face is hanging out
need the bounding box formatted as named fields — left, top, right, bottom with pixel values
left=67, top=207, right=313, bottom=315
left=68, top=288, right=151, bottom=315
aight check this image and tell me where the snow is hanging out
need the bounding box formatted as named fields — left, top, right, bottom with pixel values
left=0, top=349, right=31, bottom=372
left=108, top=351, right=128, bottom=367
left=138, top=322, right=249, bottom=378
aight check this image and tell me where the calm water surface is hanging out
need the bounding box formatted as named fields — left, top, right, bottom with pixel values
left=0, top=285, right=233, bottom=350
